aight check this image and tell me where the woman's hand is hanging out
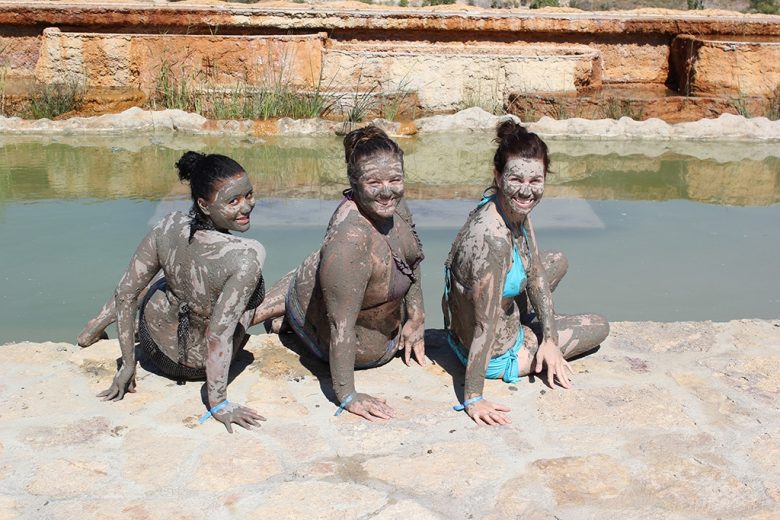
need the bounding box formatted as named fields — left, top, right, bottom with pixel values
left=465, top=399, right=512, bottom=426
left=212, top=402, right=266, bottom=434
left=345, top=393, right=396, bottom=422
left=535, top=338, right=573, bottom=389
left=400, top=318, right=426, bottom=366
left=97, top=364, right=136, bottom=401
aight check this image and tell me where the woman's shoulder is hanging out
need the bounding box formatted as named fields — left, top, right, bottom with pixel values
left=460, top=202, right=510, bottom=247
left=150, top=211, right=190, bottom=238
left=325, top=200, right=374, bottom=237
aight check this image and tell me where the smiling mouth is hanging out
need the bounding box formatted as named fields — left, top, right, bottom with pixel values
left=236, top=216, right=250, bottom=225
left=512, top=196, right=535, bottom=209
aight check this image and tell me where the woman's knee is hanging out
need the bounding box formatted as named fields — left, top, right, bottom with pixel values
left=541, top=250, right=568, bottom=290
left=589, top=314, right=610, bottom=346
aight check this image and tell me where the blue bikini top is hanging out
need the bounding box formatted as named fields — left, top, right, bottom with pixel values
left=477, top=195, right=529, bottom=299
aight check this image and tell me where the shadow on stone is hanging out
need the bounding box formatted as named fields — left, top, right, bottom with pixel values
left=424, top=328, right=466, bottom=402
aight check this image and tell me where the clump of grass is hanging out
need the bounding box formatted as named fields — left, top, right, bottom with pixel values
left=765, top=85, right=780, bottom=121
left=0, top=63, right=7, bottom=117
left=0, top=44, right=7, bottom=116
left=151, top=60, right=196, bottom=112
left=25, top=80, right=85, bottom=119
left=380, top=77, right=413, bottom=121
left=731, top=93, right=752, bottom=118
left=529, top=0, right=559, bottom=8
left=550, top=102, right=569, bottom=120
left=150, top=57, right=336, bottom=120
left=602, top=98, right=644, bottom=120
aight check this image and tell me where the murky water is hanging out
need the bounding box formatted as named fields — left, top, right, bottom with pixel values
left=1, top=134, right=779, bottom=343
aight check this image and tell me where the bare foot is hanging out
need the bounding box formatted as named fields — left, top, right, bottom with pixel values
left=77, top=321, right=109, bottom=347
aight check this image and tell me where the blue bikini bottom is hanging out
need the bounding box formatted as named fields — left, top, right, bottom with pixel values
left=447, top=328, right=524, bottom=383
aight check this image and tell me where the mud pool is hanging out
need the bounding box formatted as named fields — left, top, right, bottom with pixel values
left=1, top=134, right=779, bottom=343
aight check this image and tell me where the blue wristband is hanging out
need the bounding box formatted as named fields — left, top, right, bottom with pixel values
left=335, top=392, right=355, bottom=416
left=453, top=395, right=484, bottom=412
left=199, top=400, right=230, bottom=424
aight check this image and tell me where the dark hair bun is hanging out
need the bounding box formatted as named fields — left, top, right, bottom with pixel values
left=343, top=125, right=391, bottom=164
left=175, top=151, right=205, bottom=182
left=492, top=119, right=550, bottom=175
left=495, top=119, right=529, bottom=143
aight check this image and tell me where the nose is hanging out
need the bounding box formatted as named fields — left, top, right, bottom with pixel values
left=378, top=184, right=393, bottom=198
left=241, top=198, right=254, bottom=213
left=518, top=184, right=532, bottom=196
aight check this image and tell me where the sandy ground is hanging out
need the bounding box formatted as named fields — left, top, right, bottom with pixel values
left=0, top=319, right=778, bottom=518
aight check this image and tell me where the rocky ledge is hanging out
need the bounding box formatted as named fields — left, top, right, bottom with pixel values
left=2, top=107, right=780, bottom=141
left=0, top=319, right=779, bottom=518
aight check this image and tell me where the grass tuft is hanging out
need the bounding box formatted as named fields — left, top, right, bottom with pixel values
left=25, top=80, right=85, bottom=119
left=149, top=57, right=336, bottom=120
left=602, top=98, right=644, bottom=120
left=765, top=85, right=780, bottom=121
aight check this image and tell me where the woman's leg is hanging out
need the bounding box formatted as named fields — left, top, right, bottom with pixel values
left=520, top=250, right=568, bottom=323
left=77, top=298, right=115, bottom=347
left=556, top=313, right=610, bottom=359
left=517, top=313, right=609, bottom=376
left=250, top=270, right=295, bottom=329
left=540, top=250, right=568, bottom=292
left=77, top=280, right=157, bottom=347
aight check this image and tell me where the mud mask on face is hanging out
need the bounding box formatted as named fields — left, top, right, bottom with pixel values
left=352, top=152, right=404, bottom=220
left=198, top=173, right=255, bottom=232
left=498, top=157, right=545, bottom=219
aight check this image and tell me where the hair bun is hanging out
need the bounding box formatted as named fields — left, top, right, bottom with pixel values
left=343, top=125, right=390, bottom=164
left=175, top=151, right=206, bottom=182
left=496, top=119, right=528, bottom=142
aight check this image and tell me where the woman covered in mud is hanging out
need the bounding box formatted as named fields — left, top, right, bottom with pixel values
left=78, top=152, right=266, bottom=433
left=443, top=120, right=609, bottom=426
left=253, top=126, right=425, bottom=421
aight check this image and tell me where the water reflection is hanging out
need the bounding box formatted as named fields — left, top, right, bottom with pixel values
left=1, top=134, right=779, bottom=206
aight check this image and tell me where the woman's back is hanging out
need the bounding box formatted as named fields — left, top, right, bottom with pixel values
left=144, top=211, right=265, bottom=359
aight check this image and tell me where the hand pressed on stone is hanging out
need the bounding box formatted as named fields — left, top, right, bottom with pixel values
left=212, top=402, right=266, bottom=434
left=535, top=338, right=573, bottom=389
left=345, top=393, right=396, bottom=422
left=400, top=318, right=426, bottom=367
left=97, top=364, right=136, bottom=401
left=465, top=398, right=512, bottom=426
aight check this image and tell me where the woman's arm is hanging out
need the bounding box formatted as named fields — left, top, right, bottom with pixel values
left=396, top=200, right=426, bottom=366
left=319, top=223, right=394, bottom=421
left=460, top=234, right=510, bottom=402
left=401, top=260, right=425, bottom=366
left=99, top=227, right=161, bottom=401
left=525, top=216, right=572, bottom=389
left=206, top=245, right=266, bottom=433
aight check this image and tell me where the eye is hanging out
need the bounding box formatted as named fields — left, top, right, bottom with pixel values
left=246, top=191, right=254, bottom=200
left=229, top=197, right=240, bottom=206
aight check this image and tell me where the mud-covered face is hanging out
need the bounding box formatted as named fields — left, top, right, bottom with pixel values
left=352, top=151, right=404, bottom=221
left=495, top=157, right=545, bottom=221
left=197, top=172, right=255, bottom=232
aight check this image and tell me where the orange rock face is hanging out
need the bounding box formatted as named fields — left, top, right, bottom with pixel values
left=671, top=34, right=780, bottom=97
left=33, top=28, right=326, bottom=94
left=2, top=3, right=780, bottom=120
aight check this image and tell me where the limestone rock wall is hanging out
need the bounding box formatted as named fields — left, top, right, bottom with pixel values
left=322, top=42, right=602, bottom=111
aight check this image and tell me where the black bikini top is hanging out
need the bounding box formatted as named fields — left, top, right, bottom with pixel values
left=245, top=274, right=265, bottom=311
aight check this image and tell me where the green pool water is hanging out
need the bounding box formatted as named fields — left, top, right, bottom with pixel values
left=1, top=133, right=779, bottom=343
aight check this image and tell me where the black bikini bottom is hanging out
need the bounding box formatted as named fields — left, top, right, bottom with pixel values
left=138, top=279, right=206, bottom=381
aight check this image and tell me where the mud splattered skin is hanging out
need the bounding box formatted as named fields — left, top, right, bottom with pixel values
left=444, top=157, right=609, bottom=425
left=82, top=173, right=267, bottom=431
left=254, top=152, right=425, bottom=420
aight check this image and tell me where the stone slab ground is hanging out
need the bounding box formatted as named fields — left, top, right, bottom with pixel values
left=1, top=319, right=779, bottom=518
